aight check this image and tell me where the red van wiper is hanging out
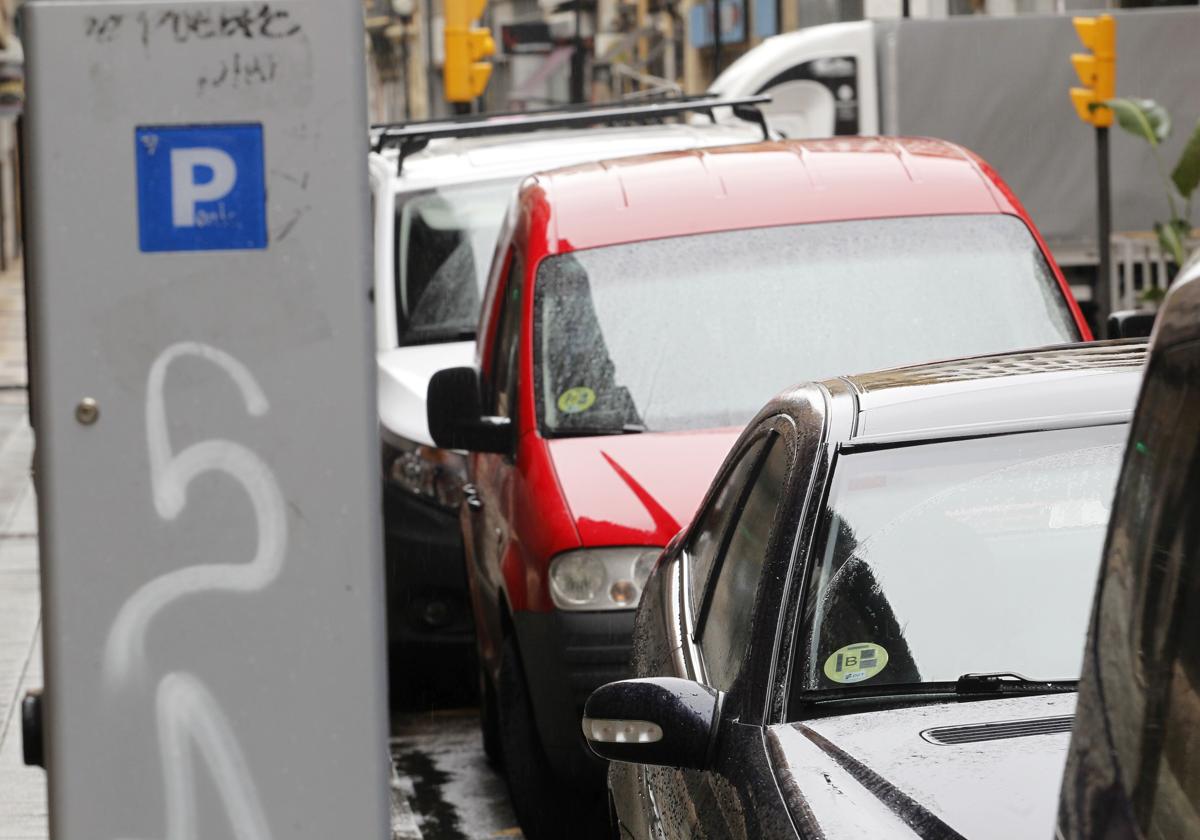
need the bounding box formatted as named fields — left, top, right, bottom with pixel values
left=547, top=423, right=646, bottom=438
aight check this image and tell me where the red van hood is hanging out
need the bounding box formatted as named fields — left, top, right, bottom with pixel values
left=546, top=428, right=742, bottom=547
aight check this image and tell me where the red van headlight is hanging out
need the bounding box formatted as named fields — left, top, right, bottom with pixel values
left=549, top=548, right=661, bottom=611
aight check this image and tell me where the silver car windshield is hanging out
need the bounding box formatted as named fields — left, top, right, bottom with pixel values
left=394, top=179, right=517, bottom=346
left=798, top=424, right=1125, bottom=693
left=532, top=214, right=1080, bottom=435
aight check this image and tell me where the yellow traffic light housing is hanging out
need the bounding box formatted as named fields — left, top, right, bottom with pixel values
left=1070, top=15, right=1115, bottom=127
left=444, top=0, right=496, bottom=103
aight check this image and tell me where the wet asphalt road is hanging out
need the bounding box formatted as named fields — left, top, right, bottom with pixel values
left=390, top=709, right=523, bottom=840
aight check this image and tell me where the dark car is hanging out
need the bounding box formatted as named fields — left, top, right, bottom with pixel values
left=1058, top=269, right=1200, bottom=837
left=583, top=341, right=1146, bottom=839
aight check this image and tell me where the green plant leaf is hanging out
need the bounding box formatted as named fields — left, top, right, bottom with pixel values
left=1099, top=98, right=1172, bottom=145
left=1171, top=118, right=1200, bottom=200
left=1139, top=286, right=1167, bottom=305
left=1155, top=218, right=1189, bottom=265
left=1171, top=217, right=1191, bottom=241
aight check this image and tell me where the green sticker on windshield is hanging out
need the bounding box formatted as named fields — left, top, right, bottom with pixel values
left=557, top=386, right=596, bottom=415
left=824, top=643, right=889, bottom=685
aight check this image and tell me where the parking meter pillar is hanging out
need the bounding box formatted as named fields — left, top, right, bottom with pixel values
left=22, top=2, right=390, bottom=837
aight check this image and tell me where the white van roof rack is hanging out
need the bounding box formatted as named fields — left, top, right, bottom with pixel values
left=370, top=94, right=771, bottom=174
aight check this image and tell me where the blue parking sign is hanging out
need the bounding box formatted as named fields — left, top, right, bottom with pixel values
left=135, top=123, right=268, bottom=252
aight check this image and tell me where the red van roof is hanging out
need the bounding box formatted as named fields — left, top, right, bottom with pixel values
left=525, top=136, right=1024, bottom=254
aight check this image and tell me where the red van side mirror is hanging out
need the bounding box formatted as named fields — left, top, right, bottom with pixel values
left=427, top=366, right=513, bottom=454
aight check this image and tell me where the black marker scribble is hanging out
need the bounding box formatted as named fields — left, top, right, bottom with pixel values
left=84, top=13, right=124, bottom=42
left=274, top=205, right=312, bottom=243
left=197, top=52, right=280, bottom=95
left=271, top=170, right=311, bottom=190
left=89, top=4, right=302, bottom=45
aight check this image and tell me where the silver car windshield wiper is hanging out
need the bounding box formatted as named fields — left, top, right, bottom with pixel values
left=800, top=672, right=1077, bottom=706
left=953, top=672, right=1077, bottom=695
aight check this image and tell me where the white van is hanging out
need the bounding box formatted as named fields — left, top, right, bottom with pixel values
left=369, top=99, right=770, bottom=695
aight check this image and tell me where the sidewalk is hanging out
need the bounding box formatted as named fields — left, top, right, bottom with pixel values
left=0, top=258, right=48, bottom=840
left=0, top=258, right=25, bottom=396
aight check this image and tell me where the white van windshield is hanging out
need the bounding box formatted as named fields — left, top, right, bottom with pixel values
left=394, top=180, right=517, bottom=346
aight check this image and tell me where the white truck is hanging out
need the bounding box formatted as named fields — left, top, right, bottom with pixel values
left=709, top=7, right=1200, bottom=309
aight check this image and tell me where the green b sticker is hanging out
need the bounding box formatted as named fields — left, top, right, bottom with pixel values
left=823, top=643, right=889, bottom=685
left=557, top=386, right=596, bottom=415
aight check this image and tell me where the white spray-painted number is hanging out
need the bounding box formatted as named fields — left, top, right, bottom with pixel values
left=105, top=341, right=285, bottom=840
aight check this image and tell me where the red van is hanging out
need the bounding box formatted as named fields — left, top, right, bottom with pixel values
left=427, top=136, right=1091, bottom=838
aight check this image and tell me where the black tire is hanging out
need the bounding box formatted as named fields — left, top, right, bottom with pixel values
left=497, top=636, right=560, bottom=837
left=498, top=637, right=610, bottom=840
left=498, top=637, right=576, bottom=839
left=479, top=657, right=502, bottom=767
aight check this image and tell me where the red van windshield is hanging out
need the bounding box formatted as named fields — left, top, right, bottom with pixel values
left=533, top=214, right=1078, bottom=435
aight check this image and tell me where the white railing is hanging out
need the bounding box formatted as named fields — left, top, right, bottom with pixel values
left=1110, top=232, right=1200, bottom=311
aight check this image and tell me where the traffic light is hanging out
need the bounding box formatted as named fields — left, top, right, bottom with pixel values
left=1070, top=15, right=1115, bottom=128
left=444, top=0, right=495, bottom=103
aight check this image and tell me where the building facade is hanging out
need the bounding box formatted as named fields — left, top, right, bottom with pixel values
left=0, top=0, right=22, bottom=272
left=363, top=0, right=1191, bottom=118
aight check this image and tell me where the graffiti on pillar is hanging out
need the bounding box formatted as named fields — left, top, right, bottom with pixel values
left=103, top=341, right=286, bottom=839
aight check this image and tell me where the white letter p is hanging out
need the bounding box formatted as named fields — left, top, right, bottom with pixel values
left=170, top=147, right=237, bottom=228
